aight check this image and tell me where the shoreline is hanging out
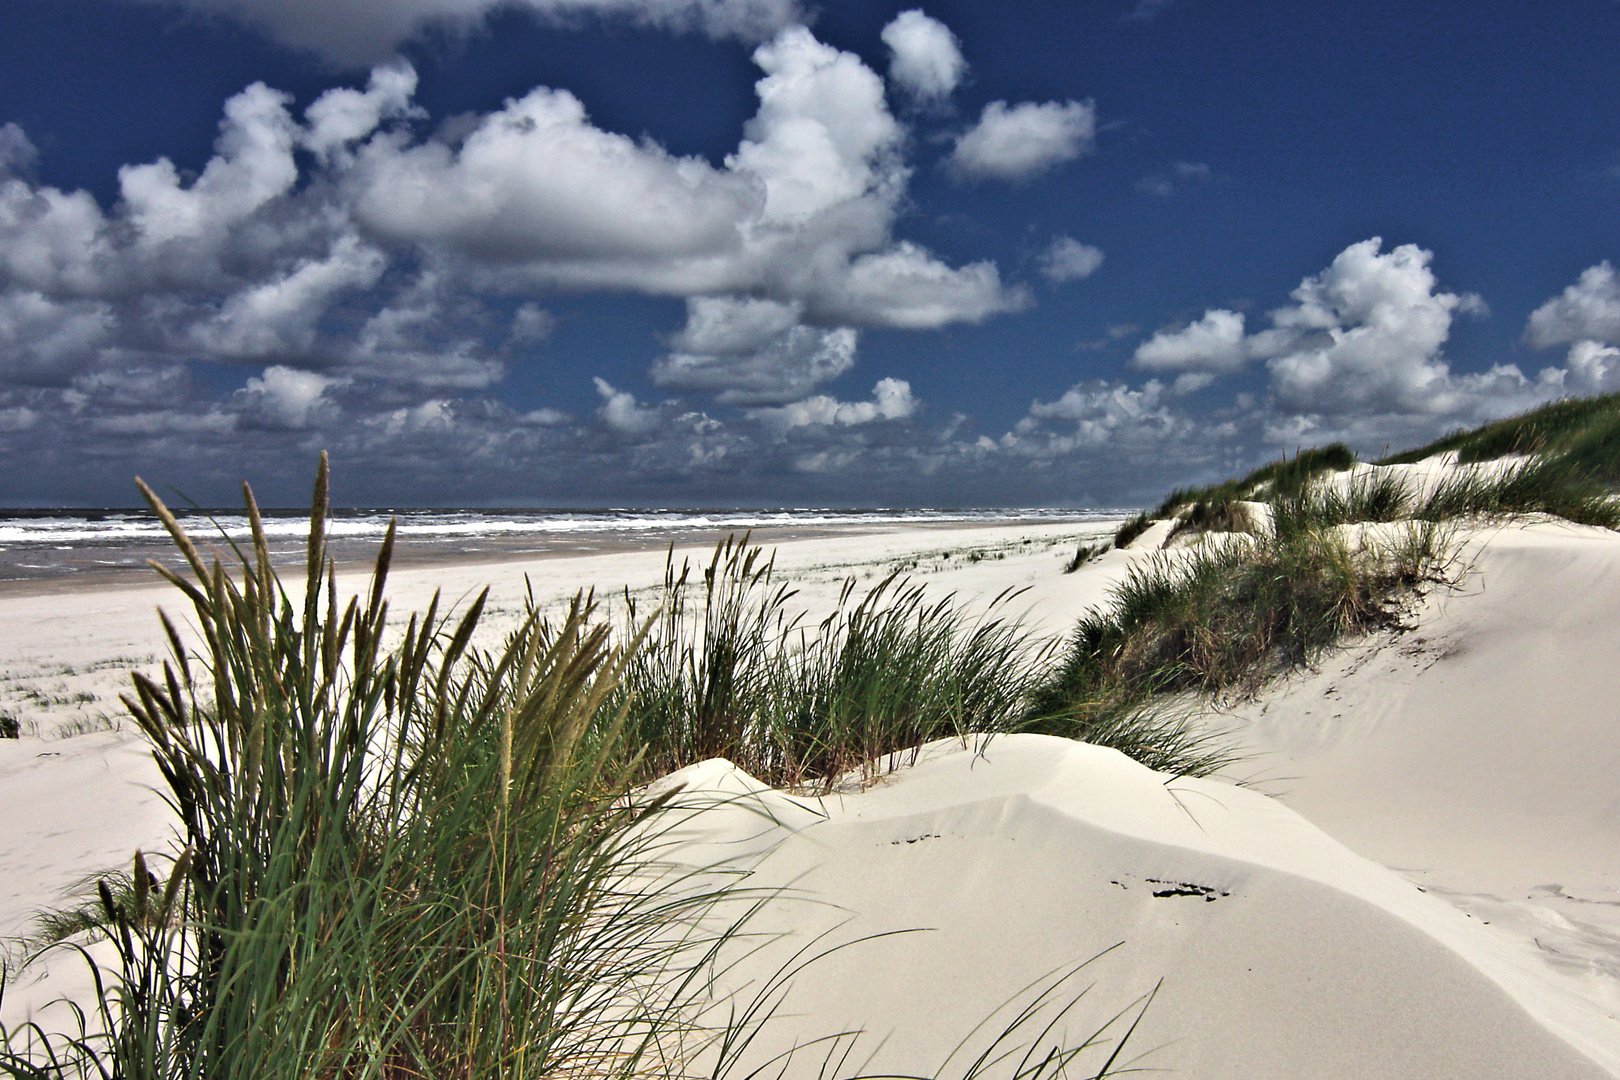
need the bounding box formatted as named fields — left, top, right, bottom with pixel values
left=0, top=514, right=1111, bottom=599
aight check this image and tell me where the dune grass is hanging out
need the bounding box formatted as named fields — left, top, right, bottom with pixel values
left=1154, top=443, right=1357, bottom=518
left=2, top=457, right=747, bottom=1080
left=1262, top=456, right=1620, bottom=534
left=1025, top=521, right=1448, bottom=759
left=1112, top=513, right=1152, bottom=549
left=1, top=461, right=1158, bottom=1080
left=1063, top=542, right=1108, bottom=573
left=1162, top=499, right=1253, bottom=546
left=1379, top=390, right=1620, bottom=482
left=614, top=536, right=1056, bottom=792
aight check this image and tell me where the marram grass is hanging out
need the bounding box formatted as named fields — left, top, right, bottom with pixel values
left=0, top=458, right=1151, bottom=1080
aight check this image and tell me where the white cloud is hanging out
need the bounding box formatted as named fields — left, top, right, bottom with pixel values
left=1039, top=236, right=1104, bottom=283
left=593, top=377, right=662, bottom=434
left=881, top=10, right=966, bottom=104
left=0, top=292, right=114, bottom=383
left=119, top=82, right=300, bottom=252
left=653, top=300, right=857, bottom=404
left=1540, top=339, right=1620, bottom=397
left=0, top=29, right=1049, bottom=485
left=520, top=406, right=570, bottom=425
left=191, top=233, right=387, bottom=359
left=0, top=123, right=37, bottom=174
left=815, top=241, right=1026, bottom=328
left=343, top=31, right=1021, bottom=329
left=0, top=156, right=117, bottom=297
left=998, top=377, right=1208, bottom=460
left=234, top=365, right=349, bottom=428
left=151, top=0, right=805, bottom=67
left=1132, top=309, right=1249, bottom=373
left=1128, top=240, right=1492, bottom=416
left=510, top=302, right=556, bottom=343
left=949, top=100, right=1096, bottom=182
left=1525, top=262, right=1620, bottom=348
left=729, top=26, right=901, bottom=224
left=89, top=409, right=236, bottom=436
left=350, top=85, right=759, bottom=267
left=670, top=296, right=802, bottom=354
left=372, top=398, right=456, bottom=436
left=303, top=62, right=422, bottom=161
left=1262, top=238, right=1480, bottom=415
left=749, top=376, right=917, bottom=427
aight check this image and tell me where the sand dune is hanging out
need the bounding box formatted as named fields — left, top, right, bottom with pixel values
left=2, top=496, right=1619, bottom=1073
left=1216, top=515, right=1620, bottom=1022
left=651, top=736, right=1618, bottom=1079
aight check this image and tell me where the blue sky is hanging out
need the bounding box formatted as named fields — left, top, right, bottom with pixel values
left=3, top=0, right=1620, bottom=507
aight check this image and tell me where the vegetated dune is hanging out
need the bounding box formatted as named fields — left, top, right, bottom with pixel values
left=1215, top=513, right=1620, bottom=1021
left=651, top=736, right=1618, bottom=1080
left=5, top=426, right=1620, bottom=1074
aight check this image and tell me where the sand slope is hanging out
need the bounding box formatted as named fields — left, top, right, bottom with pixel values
left=654, top=736, right=1618, bottom=1079
left=1218, top=517, right=1620, bottom=1021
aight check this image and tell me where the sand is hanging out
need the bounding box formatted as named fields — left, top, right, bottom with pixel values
left=2, top=489, right=1618, bottom=1076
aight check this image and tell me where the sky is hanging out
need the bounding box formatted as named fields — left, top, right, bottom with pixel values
left=3, top=0, right=1620, bottom=508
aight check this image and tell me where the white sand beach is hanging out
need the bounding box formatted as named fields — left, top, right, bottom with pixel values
left=2, top=489, right=1618, bottom=1077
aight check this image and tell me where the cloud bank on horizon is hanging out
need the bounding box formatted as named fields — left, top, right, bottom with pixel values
left=1, top=0, right=1618, bottom=506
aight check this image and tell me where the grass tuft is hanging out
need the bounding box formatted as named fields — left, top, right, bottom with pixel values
left=1163, top=499, right=1253, bottom=545
left=1112, top=513, right=1152, bottom=549
left=1379, top=390, right=1620, bottom=483
left=1025, top=521, right=1450, bottom=769
left=1064, top=542, right=1108, bottom=573
left=615, top=537, right=1052, bottom=792
left=1155, top=443, right=1357, bottom=517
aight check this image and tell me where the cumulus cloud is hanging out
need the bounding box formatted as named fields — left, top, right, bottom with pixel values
left=990, top=238, right=1620, bottom=479
left=303, top=62, right=422, bottom=161
left=1038, top=236, right=1104, bottom=283
left=994, top=376, right=1226, bottom=466
left=593, top=377, right=663, bottom=435
left=509, top=303, right=556, bottom=343
left=1128, top=239, right=1491, bottom=419
left=1260, top=238, right=1485, bottom=416
left=653, top=298, right=857, bottom=404
left=949, top=100, right=1096, bottom=182
left=1525, top=262, right=1620, bottom=348
left=234, top=365, right=349, bottom=428
left=351, top=85, right=758, bottom=267
left=342, top=29, right=1020, bottom=328
left=120, top=82, right=300, bottom=253
left=881, top=10, right=966, bottom=104
left=749, top=376, right=916, bottom=427
left=0, top=292, right=113, bottom=384
left=0, top=123, right=37, bottom=174
left=191, top=233, right=387, bottom=359
left=0, top=21, right=1101, bottom=502
left=149, top=0, right=805, bottom=67
left=1132, top=309, right=1250, bottom=374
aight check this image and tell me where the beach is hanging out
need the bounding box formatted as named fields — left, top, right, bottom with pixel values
left=2, top=505, right=1619, bottom=1076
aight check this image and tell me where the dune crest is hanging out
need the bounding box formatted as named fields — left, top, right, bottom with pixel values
left=658, top=735, right=1620, bottom=1079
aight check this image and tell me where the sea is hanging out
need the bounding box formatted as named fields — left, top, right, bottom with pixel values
left=0, top=507, right=1122, bottom=585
